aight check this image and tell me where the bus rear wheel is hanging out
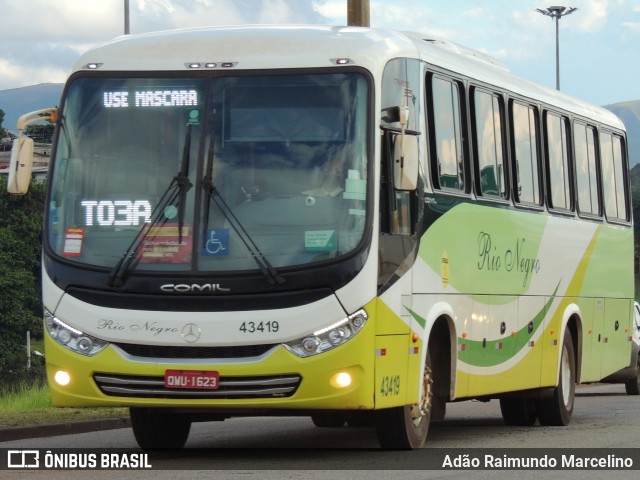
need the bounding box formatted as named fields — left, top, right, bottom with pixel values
left=536, top=329, right=575, bottom=426
left=130, top=408, right=191, bottom=450
left=624, top=354, right=640, bottom=395
left=375, top=351, right=433, bottom=449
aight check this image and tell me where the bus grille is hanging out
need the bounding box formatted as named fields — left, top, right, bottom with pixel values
left=93, top=373, right=302, bottom=399
left=113, top=342, right=276, bottom=359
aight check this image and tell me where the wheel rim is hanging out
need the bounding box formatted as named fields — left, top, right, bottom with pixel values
left=560, top=343, right=572, bottom=408
left=410, top=363, right=433, bottom=427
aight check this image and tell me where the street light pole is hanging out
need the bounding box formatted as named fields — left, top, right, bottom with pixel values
left=347, top=0, right=370, bottom=27
left=124, top=0, right=130, bottom=35
left=536, top=6, right=577, bottom=90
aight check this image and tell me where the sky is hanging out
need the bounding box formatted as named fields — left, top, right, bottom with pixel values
left=0, top=0, right=638, bottom=107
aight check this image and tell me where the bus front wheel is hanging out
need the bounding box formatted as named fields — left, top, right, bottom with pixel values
left=375, top=350, right=433, bottom=449
left=130, top=408, right=191, bottom=450
left=535, top=329, right=576, bottom=426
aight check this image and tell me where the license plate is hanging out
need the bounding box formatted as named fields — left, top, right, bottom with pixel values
left=164, top=370, right=220, bottom=390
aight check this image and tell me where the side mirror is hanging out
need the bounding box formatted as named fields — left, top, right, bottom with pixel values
left=6, top=108, right=58, bottom=195
left=6, top=136, right=35, bottom=194
left=393, top=133, right=419, bottom=191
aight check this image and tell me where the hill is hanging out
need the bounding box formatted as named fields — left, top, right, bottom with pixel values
left=604, top=101, right=640, bottom=167
left=0, top=84, right=63, bottom=134
left=0, top=84, right=639, bottom=165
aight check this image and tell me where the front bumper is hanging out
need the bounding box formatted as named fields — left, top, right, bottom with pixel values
left=45, top=321, right=376, bottom=411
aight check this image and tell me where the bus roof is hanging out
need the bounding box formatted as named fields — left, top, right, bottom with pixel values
left=71, top=25, right=624, bottom=131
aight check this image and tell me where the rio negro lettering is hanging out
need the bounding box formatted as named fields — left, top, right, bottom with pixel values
left=130, top=321, right=179, bottom=336
left=477, top=231, right=541, bottom=287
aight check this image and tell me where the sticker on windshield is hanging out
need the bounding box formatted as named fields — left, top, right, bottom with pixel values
left=304, top=230, right=336, bottom=252
left=63, top=228, right=85, bottom=257
left=187, top=109, right=200, bottom=125
left=138, top=225, right=192, bottom=263
left=203, top=228, right=229, bottom=256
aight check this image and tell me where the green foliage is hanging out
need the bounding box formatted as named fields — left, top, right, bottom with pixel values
left=23, top=123, right=54, bottom=143
left=0, top=108, right=5, bottom=137
left=0, top=175, right=45, bottom=388
left=0, top=381, right=51, bottom=410
left=630, top=164, right=640, bottom=299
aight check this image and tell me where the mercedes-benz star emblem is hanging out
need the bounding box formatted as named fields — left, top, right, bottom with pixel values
left=181, top=323, right=202, bottom=343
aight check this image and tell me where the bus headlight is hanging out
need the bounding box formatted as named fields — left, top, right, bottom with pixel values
left=283, top=309, right=368, bottom=358
left=44, top=309, right=109, bottom=357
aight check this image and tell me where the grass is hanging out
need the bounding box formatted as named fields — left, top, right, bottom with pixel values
left=0, top=382, right=127, bottom=429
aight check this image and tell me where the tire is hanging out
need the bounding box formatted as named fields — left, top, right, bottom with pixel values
left=536, top=329, right=576, bottom=426
left=375, top=350, right=433, bottom=449
left=499, top=398, right=537, bottom=426
left=624, top=355, right=640, bottom=395
left=129, top=408, right=191, bottom=450
left=430, top=394, right=447, bottom=422
left=311, top=412, right=345, bottom=427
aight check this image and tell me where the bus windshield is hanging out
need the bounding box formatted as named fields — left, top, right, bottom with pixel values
left=47, top=72, right=370, bottom=274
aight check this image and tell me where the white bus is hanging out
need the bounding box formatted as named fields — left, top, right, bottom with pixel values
left=8, top=25, right=634, bottom=449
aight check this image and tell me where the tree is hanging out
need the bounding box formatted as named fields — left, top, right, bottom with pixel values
left=0, top=108, right=6, bottom=138
left=0, top=176, right=45, bottom=387
left=24, top=123, right=55, bottom=143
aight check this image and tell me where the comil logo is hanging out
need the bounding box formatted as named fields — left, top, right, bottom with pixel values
left=7, top=450, right=39, bottom=468
left=160, top=283, right=230, bottom=293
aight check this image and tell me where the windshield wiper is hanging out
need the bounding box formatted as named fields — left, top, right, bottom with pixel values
left=201, top=133, right=284, bottom=286
left=108, top=125, right=193, bottom=287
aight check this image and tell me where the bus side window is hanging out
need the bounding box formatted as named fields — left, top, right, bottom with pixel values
left=380, top=58, right=423, bottom=236
left=510, top=101, right=541, bottom=206
left=472, top=88, right=507, bottom=199
left=429, top=75, right=466, bottom=192
left=574, top=122, right=601, bottom=217
left=601, top=132, right=629, bottom=222
left=544, top=111, right=572, bottom=211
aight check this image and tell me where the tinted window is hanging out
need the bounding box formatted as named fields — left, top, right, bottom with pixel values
left=545, top=112, right=571, bottom=210
left=431, top=76, right=464, bottom=191
left=473, top=89, right=506, bottom=198
left=511, top=102, right=540, bottom=205
left=601, top=132, right=628, bottom=221
left=574, top=122, right=600, bottom=216
left=381, top=58, right=421, bottom=133
left=48, top=73, right=371, bottom=271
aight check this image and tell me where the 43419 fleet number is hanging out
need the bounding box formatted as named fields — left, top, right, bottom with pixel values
left=380, top=374, right=401, bottom=397
left=239, top=321, right=279, bottom=334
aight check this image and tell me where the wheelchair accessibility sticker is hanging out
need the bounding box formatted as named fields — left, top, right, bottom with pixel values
left=203, top=228, right=229, bottom=256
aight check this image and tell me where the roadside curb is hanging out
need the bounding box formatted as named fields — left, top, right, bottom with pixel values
left=0, top=417, right=131, bottom=442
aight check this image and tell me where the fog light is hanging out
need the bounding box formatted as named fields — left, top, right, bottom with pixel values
left=335, top=372, right=352, bottom=388
left=54, top=370, right=71, bottom=386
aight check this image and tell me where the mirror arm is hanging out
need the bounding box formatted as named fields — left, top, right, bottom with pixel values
left=16, top=108, right=59, bottom=132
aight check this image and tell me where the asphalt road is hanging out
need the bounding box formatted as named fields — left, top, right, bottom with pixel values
left=0, top=383, right=638, bottom=479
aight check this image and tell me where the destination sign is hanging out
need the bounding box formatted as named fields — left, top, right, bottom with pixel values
left=103, top=89, right=198, bottom=108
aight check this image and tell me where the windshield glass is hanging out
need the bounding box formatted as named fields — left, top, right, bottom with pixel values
left=48, top=72, right=369, bottom=274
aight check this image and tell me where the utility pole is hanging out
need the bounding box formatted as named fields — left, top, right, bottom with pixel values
left=124, top=0, right=130, bottom=35
left=535, top=6, right=578, bottom=90
left=347, top=0, right=370, bottom=27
